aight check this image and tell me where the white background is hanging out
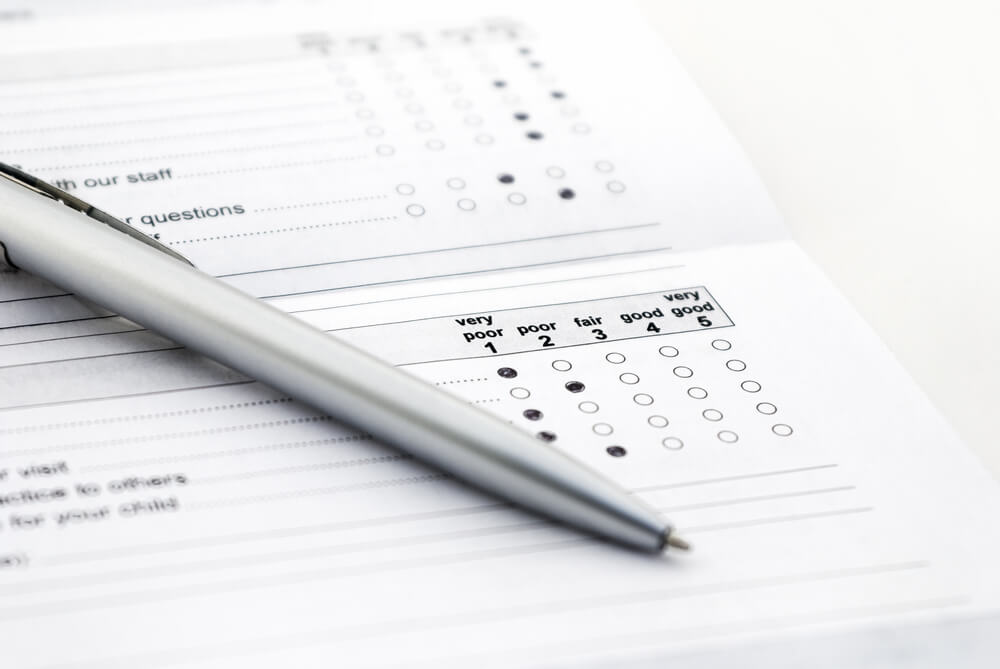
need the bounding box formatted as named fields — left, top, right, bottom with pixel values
left=638, top=0, right=1000, bottom=479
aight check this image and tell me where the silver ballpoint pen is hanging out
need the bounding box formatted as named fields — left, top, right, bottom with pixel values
left=0, top=163, right=689, bottom=554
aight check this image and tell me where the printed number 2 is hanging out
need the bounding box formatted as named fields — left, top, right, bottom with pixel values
left=538, top=335, right=555, bottom=347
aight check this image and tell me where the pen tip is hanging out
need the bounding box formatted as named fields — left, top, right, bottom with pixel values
left=665, top=532, right=691, bottom=552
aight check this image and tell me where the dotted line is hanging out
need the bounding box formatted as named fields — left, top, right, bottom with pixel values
left=253, top=194, right=387, bottom=213
left=435, top=377, right=488, bottom=386
left=3, top=416, right=333, bottom=458
left=0, top=102, right=341, bottom=136
left=170, top=216, right=397, bottom=245
left=187, top=473, right=449, bottom=510
left=193, top=454, right=412, bottom=484
left=175, top=155, right=369, bottom=180
left=6, top=119, right=342, bottom=154
left=82, top=434, right=373, bottom=471
left=0, top=67, right=324, bottom=102
left=0, top=397, right=294, bottom=435
left=27, top=137, right=358, bottom=172
left=472, top=398, right=502, bottom=404
left=0, top=85, right=324, bottom=117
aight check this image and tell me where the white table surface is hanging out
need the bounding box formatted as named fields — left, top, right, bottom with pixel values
left=638, top=0, right=1000, bottom=479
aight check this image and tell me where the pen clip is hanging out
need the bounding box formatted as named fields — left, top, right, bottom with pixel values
left=0, top=162, right=195, bottom=270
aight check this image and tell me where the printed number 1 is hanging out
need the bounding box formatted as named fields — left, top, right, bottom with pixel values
left=484, top=342, right=497, bottom=354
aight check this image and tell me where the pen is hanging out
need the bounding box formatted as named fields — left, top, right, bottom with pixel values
left=0, top=163, right=689, bottom=554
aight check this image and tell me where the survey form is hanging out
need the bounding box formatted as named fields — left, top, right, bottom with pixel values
left=1, top=3, right=999, bottom=668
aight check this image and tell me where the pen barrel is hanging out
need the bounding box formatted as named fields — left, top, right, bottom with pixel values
left=0, top=180, right=672, bottom=552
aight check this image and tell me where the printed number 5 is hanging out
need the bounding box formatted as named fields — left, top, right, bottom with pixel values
left=697, top=316, right=712, bottom=327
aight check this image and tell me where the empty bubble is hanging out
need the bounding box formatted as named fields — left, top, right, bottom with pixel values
left=772, top=424, right=794, bottom=436
left=497, top=367, right=518, bottom=378
left=546, top=166, right=566, bottom=178
left=633, top=393, right=654, bottom=406
left=526, top=131, right=544, bottom=140
left=405, top=204, right=425, bottom=217
left=726, top=360, right=747, bottom=372
left=394, top=87, right=414, bottom=98
left=658, top=346, right=679, bottom=357
left=365, top=126, right=384, bottom=137
left=606, top=180, right=626, bottom=194
left=741, top=380, right=762, bottom=393
left=445, top=82, right=463, bottom=93
left=673, top=366, right=694, bottom=378
left=426, top=139, right=445, bottom=151
left=395, top=184, right=415, bottom=195
left=565, top=381, right=586, bottom=393
left=593, top=423, right=614, bottom=436
left=405, top=103, right=424, bottom=114
left=345, top=91, right=365, bottom=102
left=452, top=98, right=472, bottom=109
left=551, top=360, right=572, bottom=371
left=702, top=409, right=723, bottom=422
left=523, top=409, right=543, bottom=421
left=619, top=373, right=639, bottom=385
left=536, top=430, right=557, bottom=442
left=571, top=122, right=591, bottom=134
left=457, top=198, right=476, bottom=211
left=336, top=75, right=356, bottom=87
left=376, top=144, right=395, bottom=156
left=605, top=352, right=626, bottom=364
left=718, top=430, right=739, bottom=443
left=497, top=173, right=515, bottom=184
left=648, top=415, right=669, bottom=428
left=578, top=401, right=599, bottom=413
left=687, top=387, right=708, bottom=399
left=558, top=188, right=576, bottom=200
left=502, top=94, right=521, bottom=105
left=356, top=108, right=375, bottom=120
left=662, top=437, right=684, bottom=450
left=475, top=134, right=495, bottom=145
left=464, top=114, right=484, bottom=126
left=712, top=339, right=732, bottom=351
left=595, top=160, right=614, bottom=172
left=446, top=178, right=466, bottom=190
left=560, top=105, right=580, bottom=117
left=507, top=192, right=527, bottom=205
left=757, top=402, right=778, bottom=415
left=510, top=387, right=530, bottom=399
left=414, top=120, right=435, bottom=131
left=606, top=446, right=627, bottom=458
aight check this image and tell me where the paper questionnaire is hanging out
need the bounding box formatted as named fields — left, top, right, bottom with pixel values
left=1, top=2, right=999, bottom=668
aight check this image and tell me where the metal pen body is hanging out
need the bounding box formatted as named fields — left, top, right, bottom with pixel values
left=0, top=175, right=677, bottom=553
